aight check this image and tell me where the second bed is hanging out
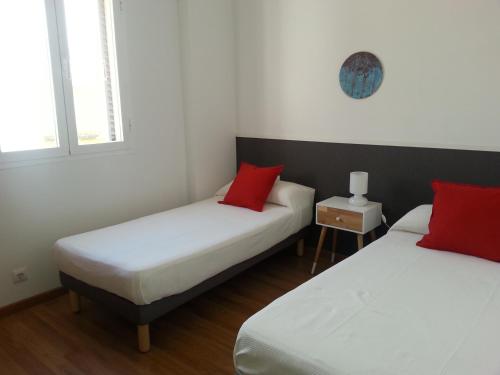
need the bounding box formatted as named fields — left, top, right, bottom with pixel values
left=234, top=205, right=500, bottom=375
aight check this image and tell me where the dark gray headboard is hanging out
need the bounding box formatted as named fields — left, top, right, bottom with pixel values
left=237, top=137, right=500, bottom=225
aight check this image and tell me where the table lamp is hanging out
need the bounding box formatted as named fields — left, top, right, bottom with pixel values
left=348, top=171, right=368, bottom=206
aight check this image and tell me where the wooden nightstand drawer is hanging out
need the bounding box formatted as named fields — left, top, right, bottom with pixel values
left=317, top=206, right=363, bottom=232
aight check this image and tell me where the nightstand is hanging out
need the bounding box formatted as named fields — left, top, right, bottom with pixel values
left=311, top=196, right=382, bottom=274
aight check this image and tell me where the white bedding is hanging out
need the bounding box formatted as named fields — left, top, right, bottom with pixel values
left=234, top=231, right=500, bottom=375
left=55, top=197, right=311, bottom=305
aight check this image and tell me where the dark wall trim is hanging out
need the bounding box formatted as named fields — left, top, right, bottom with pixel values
left=236, top=137, right=500, bottom=225
left=0, top=288, right=65, bottom=318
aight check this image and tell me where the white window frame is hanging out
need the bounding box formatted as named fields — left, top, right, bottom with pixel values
left=55, top=0, right=132, bottom=155
left=0, top=0, right=131, bottom=167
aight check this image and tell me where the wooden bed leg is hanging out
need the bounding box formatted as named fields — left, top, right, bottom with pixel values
left=69, top=290, right=80, bottom=313
left=137, top=324, right=151, bottom=353
left=296, top=238, right=305, bottom=257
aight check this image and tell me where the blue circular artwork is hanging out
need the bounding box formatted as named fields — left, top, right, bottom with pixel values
left=339, top=52, right=383, bottom=99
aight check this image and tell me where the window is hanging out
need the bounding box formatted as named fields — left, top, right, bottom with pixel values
left=0, top=0, right=128, bottom=164
left=0, top=1, right=63, bottom=155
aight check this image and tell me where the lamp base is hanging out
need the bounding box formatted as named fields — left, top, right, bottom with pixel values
left=349, top=195, right=368, bottom=207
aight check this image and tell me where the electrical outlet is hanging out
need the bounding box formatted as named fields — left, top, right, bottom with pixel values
left=12, top=267, right=28, bottom=284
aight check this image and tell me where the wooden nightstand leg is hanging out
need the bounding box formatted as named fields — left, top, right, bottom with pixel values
left=369, top=230, right=377, bottom=242
left=357, top=234, right=364, bottom=250
left=330, top=229, right=338, bottom=263
left=296, top=238, right=305, bottom=257
left=311, top=227, right=328, bottom=275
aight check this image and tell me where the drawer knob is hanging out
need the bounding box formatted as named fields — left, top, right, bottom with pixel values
left=336, top=216, right=343, bottom=222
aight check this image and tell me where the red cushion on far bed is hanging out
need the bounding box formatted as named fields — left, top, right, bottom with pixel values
left=219, top=162, right=283, bottom=212
left=417, top=180, right=500, bottom=262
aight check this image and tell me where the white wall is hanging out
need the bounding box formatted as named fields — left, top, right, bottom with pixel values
left=236, top=0, right=500, bottom=152
left=0, top=0, right=189, bottom=307
left=8, top=0, right=500, bottom=308
left=180, top=0, right=237, bottom=201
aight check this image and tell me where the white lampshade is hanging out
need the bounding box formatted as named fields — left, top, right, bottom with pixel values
left=349, top=171, right=368, bottom=195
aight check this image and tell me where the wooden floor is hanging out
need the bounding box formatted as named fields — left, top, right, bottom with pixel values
left=0, top=247, right=340, bottom=375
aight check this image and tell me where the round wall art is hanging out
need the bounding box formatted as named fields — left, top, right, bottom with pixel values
left=339, top=52, right=383, bottom=99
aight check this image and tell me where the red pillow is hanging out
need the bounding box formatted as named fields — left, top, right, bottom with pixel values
left=417, top=180, right=500, bottom=262
left=219, top=162, right=283, bottom=211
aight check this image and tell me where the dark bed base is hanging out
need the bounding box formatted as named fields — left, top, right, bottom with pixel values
left=60, top=228, right=308, bottom=352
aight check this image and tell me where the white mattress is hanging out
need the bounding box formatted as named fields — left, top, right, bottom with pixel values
left=55, top=197, right=311, bottom=305
left=234, top=231, right=500, bottom=375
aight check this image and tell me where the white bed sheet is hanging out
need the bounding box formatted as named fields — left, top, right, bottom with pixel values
left=234, top=231, right=500, bottom=375
left=55, top=197, right=311, bottom=305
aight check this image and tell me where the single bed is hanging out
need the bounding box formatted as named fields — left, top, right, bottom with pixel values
left=234, top=205, right=500, bottom=375
left=55, top=181, right=314, bottom=352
